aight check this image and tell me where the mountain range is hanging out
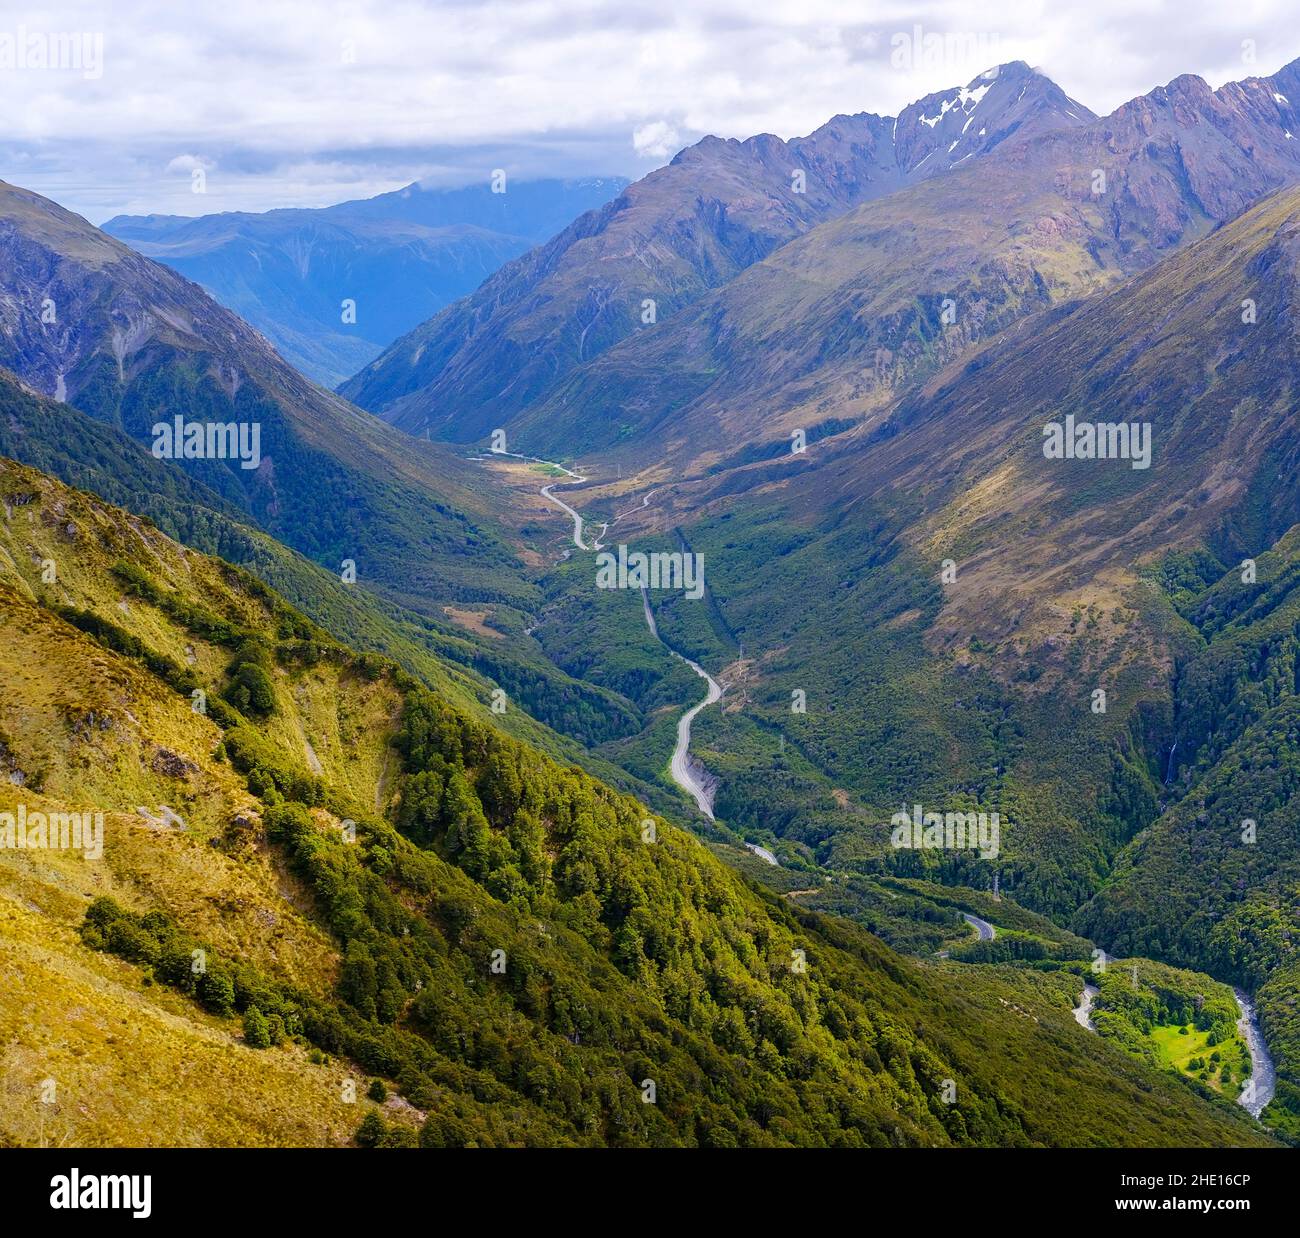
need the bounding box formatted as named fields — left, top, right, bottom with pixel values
left=103, top=177, right=627, bottom=386
left=339, top=62, right=1097, bottom=437
left=370, top=59, right=1300, bottom=466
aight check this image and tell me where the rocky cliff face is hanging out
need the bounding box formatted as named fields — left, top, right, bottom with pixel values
left=1091, top=66, right=1300, bottom=241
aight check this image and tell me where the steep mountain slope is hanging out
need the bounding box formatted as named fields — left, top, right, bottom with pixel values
left=501, top=58, right=1300, bottom=465
left=104, top=178, right=627, bottom=386
left=0, top=458, right=1272, bottom=1147
left=1071, top=527, right=1300, bottom=1134
left=0, top=178, right=534, bottom=619
left=0, top=366, right=688, bottom=810
left=341, top=63, right=1094, bottom=439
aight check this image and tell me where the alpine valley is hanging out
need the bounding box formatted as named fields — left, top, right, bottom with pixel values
left=3, top=40, right=1299, bottom=1152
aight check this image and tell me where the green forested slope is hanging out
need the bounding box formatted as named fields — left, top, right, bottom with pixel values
left=0, top=459, right=1270, bottom=1146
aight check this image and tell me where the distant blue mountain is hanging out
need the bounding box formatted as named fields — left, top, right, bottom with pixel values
left=103, top=177, right=628, bottom=386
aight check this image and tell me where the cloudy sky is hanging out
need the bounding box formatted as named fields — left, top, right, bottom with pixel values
left=3, top=0, right=1297, bottom=223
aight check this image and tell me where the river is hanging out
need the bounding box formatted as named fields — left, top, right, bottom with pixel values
left=1074, top=983, right=1099, bottom=1031
left=499, top=450, right=725, bottom=817
left=640, top=587, right=724, bottom=817
left=1233, top=987, right=1276, bottom=1118
left=1071, top=949, right=1275, bottom=1119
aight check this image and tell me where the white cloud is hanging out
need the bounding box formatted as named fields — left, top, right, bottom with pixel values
left=632, top=121, right=680, bottom=159
left=0, top=0, right=1296, bottom=221
left=164, top=153, right=215, bottom=174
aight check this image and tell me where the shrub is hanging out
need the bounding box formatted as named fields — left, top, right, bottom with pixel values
left=198, top=971, right=236, bottom=1016
left=355, top=1111, right=386, bottom=1148
left=244, top=1006, right=271, bottom=1049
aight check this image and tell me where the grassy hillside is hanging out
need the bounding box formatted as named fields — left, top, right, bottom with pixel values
left=0, top=458, right=1271, bottom=1147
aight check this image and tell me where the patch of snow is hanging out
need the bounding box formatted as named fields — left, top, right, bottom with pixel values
left=920, top=82, right=990, bottom=129
left=1275, top=92, right=1290, bottom=104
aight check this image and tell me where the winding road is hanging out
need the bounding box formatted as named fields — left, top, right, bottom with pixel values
left=961, top=912, right=996, bottom=941
left=497, top=450, right=725, bottom=816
